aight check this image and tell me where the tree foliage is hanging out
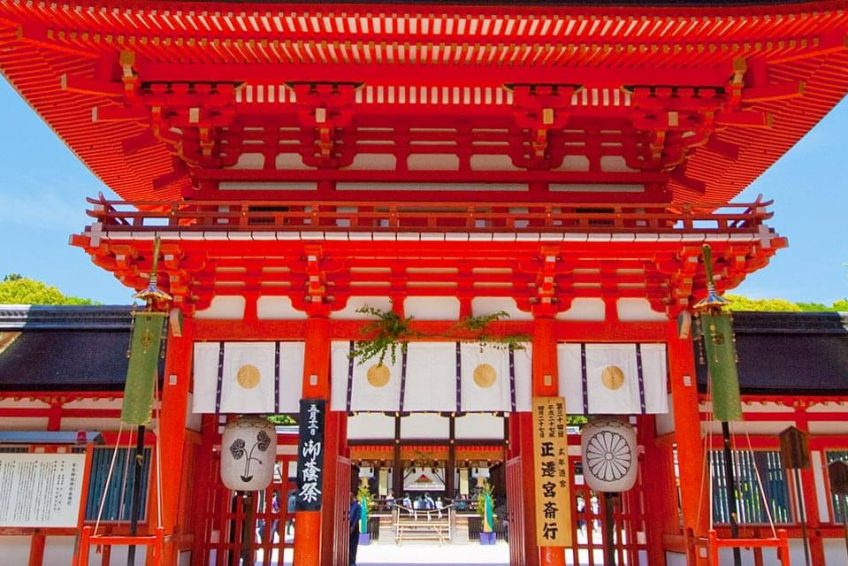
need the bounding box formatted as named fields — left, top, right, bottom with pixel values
left=0, top=275, right=97, bottom=305
left=725, top=294, right=847, bottom=313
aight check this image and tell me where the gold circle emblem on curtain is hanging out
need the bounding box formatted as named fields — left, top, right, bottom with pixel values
left=473, top=363, right=497, bottom=388
left=236, top=364, right=261, bottom=389
left=367, top=364, right=391, bottom=387
left=601, top=366, right=625, bottom=391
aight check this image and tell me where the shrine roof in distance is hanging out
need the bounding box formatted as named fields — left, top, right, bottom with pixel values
left=0, top=0, right=846, bottom=204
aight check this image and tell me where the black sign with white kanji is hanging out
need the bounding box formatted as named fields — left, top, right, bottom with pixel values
left=296, top=399, right=325, bottom=511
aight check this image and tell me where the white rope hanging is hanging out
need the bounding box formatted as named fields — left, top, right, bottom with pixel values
left=94, top=421, right=125, bottom=536
left=743, top=425, right=778, bottom=537
left=117, top=432, right=133, bottom=523
left=704, top=368, right=778, bottom=537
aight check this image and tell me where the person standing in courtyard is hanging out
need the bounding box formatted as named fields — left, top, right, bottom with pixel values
left=349, top=492, right=362, bottom=566
left=285, top=489, right=296, bottom=537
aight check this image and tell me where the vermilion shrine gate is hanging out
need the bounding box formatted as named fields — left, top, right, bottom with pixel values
left=0, top=1, right=847, bottom=565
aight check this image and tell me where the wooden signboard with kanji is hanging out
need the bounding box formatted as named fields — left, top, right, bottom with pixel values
left=532, top=396, right=573, bottom=547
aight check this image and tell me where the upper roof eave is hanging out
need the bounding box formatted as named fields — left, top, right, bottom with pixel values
left=0, top=0, right=847, bottom=202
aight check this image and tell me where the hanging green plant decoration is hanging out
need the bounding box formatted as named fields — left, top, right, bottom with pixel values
left=454, top=311, right=530, bottom=351
left=350, top=306, right=418, bottom=365
left=350, top=306, right=529, bottom=366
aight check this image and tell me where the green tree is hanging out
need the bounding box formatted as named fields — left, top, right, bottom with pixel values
left=724, top=294, right=801, bottom=312
left=0, top=275, right=97, bottom=305
left=723, top=294, right=848, bottom=313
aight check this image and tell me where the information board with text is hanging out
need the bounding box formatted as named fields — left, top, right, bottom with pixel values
left=0, top=453, right=86, bottom=528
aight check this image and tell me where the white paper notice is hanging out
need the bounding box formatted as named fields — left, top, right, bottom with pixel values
left=0, top=453, right=86, bottom=528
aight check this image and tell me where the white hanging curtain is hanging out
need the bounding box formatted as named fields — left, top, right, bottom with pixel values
left=403, top=342, right=457, bottom=412
left=192, top=341, right=304, bottom=414
left=459, top=343, right=532, bottom=412
left=331, top=341, right=533, bottom=413
left=558, top=343, right=668, bottom=415
left=330, top=341, right=402, bottom=412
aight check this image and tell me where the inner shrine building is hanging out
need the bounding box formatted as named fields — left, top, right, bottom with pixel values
left=0, top=1, right=847, bottom=565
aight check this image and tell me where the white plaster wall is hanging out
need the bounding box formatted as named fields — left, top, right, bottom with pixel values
left=256, top=296, right=307, bottom=320
left=0, top=398, right=49, bottom=409
left=347, top=413, right=395, bottom=440
left=807, top=402, right=848, bottom=413
left=401, top=414, right=449, bottom=439
left=275, top=152, right=310, bottom=170
left=655, top=399, right=676, bottom=436
left=345, top=154, right=396, bottom=171
left=455, top=414, right=504, bottom=440
left=825, top=538, right=848, bottom=565
left=230, top=152, right=264, bottom=169
left=714, top=545, right=803, bottom=566
left=1, top=417, right=49, bottom=430
left=469, top=154, right=519, bottom=171
left=701, top=420, right=796, bottom=436
left=812, top=450, right=830, bottom=523
left=470, top=297, right=532, bottom=320
left=43, top=535, right=142, bottom=566
left=716, top=546, right=773, bottom=566
left=43, top=536, right=75, bottom=565
left=60, top=417, right=122, bottom=431
left=62, top=398, right=122, bottom=410
left=403, top=297, right=460, bottom=320
left=787, top=539, right=812, bottom=566
left=194, top=296, right=245, bottom=320
left=555, top=298, right=605, bottom=321
left=0, top=536, right=30, bottom=565
left=715, top=539, right=848, bottom=566
left=809, top=421, right=848, bottom=434
left=95, top=545, right=147, bottom=566
left=186, top=393, right=202, bottom=432
left=616, top=298, right=668, bottom=321
left=740, top=402, right=795, bottom=414
left=331, top=296, right=393, bottom=319
left=407, top=153, right=459, bottom=170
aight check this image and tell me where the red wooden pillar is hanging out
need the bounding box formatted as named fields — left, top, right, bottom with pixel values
left=27, top=534, right=45, bottom=566
left=531, top=316, right=566, bottom=566
left=638, top=415, right=675, bottom=564
left=510, top=412, right=540, bottom=566
left=667, top=320, right=710, bottom=565
left=294, top=316, right=332, bottom=566
left=190, top=414, right=219, bottom=564
left=794, top=415, right=825, bottom=565
left=159, top=316, right=195, bottom=565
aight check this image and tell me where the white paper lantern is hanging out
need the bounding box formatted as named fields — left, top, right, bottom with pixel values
left=580, top=416, right=638, bottom=493
left=221, top=416, right=276, bottom=491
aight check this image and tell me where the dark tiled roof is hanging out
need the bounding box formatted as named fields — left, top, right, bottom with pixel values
left=2, top=306, right=847, bottom=394
left=0, top=305, right=133, bottom=330
left=0, top=330, right=130, bottom=391
left=0, top=306, right=133, bottom=391
left=697, top=312, right=848, bottom=395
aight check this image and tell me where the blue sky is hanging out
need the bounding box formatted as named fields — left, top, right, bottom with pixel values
left=0, top=76, right=846, bottom=306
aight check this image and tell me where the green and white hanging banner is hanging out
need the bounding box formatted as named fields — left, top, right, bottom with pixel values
left=121, top=312, right=167, bottom=425
left=700, top=313, right=742, bottom=422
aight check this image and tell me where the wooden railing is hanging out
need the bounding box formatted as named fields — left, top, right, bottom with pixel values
left=393, top=505, right=453, bottom=545
left=708, top=528, right=791, bottom=565
left=84, top=195, right=774, bottom=236
left=75, top=525, right=164, bottom=566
